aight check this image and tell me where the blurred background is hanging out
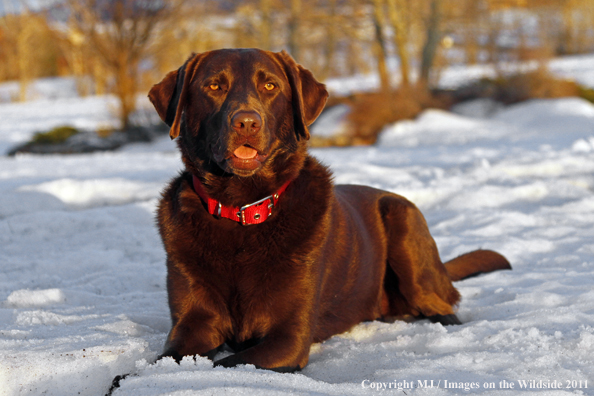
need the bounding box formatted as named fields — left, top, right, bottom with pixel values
left=1, top=0, right=594, bottom=149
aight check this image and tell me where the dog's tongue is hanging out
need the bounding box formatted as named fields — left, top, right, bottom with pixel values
left=234, top=146, right=258, bottom=159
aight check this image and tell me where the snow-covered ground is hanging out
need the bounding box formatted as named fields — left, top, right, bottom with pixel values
left=1, top=57, right=594, bottom=395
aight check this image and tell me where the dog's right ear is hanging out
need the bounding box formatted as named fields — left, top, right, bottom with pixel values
left=148, top=53, right=204, bottom=139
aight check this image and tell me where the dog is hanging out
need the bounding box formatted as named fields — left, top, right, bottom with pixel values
left=147, top=48, right=511, bottom=372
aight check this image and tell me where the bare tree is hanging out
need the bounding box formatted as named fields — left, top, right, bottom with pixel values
left=0, top=9, right=60, bottom=101
left=60, top=0, right=181, bottom=129
left=149, top=1, right=221, bottom=76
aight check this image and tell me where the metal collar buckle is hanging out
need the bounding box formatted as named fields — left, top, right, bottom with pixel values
left=237, top=194, right=277, bottom=225
left=192, top=174, right=290, bottom=226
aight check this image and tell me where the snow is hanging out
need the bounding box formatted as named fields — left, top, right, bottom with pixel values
left=309, top=104, right=351, bottom=138
left=0, top=77, right=80, bottom=103
left=1, top=57, right=594, bottom=395
left=0, top=95, right=120, bottom=155
left=0, top=77, right=159, bottom=156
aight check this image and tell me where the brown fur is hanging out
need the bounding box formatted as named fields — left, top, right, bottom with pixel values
left=148, top=48, right=511, bottom=372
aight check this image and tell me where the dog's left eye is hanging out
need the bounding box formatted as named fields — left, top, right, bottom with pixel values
left=264, top=83, right=276, bottom=91
left=209, top=84, right=220, bottom=91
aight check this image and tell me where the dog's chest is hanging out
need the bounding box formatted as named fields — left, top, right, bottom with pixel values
left=184, top=221, right=307, bottom=337
left=221, top=243, right=303, bottom=341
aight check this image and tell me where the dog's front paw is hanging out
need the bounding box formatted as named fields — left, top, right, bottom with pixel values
left=214, top=354, right=247, bottom=368
left=214, top=353, right=301, bottom=373
left=428, top=314, right=462, bottom=326
left=158, top=349, right=185, bottom=363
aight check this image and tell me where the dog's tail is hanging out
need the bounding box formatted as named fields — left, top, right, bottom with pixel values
left=444, top=249, right=511, bottom=281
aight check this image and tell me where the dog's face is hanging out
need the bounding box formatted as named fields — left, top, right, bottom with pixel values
left=149, top=49, right=328, bottom=179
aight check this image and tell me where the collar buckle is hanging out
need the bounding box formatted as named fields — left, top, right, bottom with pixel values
left=192, top=174, right=290, bottom=225
left=237, top=194, right=276, bottom=225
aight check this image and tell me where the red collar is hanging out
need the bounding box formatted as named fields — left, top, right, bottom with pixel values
left=192, top=175, right=291, bottom=225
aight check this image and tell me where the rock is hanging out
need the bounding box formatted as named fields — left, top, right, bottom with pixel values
left=7, top=124, right=168, bottom=156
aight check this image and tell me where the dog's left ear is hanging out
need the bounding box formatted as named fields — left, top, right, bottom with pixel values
left=276, top=50, right=328, bottom=140
left=148, top=53, right=205, bottom=139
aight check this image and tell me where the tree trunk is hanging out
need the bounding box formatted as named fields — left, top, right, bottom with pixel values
left=287, top=0, right=302, bottom=61
left=386, top=0, right=409, bottom=88
left=17, top=15, right=34, bottom=102
left=320, top=0, right=337, bottom=80
left=372, top=0, right=390, bottom=92
left=419, top=0, right=442, bottom=89
left=115, top=58, right=137, bottom=130
left=260, top=0, right=273, bottom=50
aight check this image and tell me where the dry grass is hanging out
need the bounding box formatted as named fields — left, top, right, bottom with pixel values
left=493, top=68, right=580, bottom=104
left=32, top=126, right=79, bottom=145
left=312, top=67, right=589, bottom=148
left=317, top=87, right=451, bottom=146
left=452, top=68, right=582, bottom=106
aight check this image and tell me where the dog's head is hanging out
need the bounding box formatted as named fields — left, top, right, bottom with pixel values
left=149, top=48, right=328, bottom=181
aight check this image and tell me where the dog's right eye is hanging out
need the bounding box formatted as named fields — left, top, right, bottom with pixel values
left=209, top=84, right=220, bottom=91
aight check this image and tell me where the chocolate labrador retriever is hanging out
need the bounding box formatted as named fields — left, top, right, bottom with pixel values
left=148, top=48, right=511, bottom=372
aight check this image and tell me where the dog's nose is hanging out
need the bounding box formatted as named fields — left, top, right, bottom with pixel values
left=231, top=111, right=262, bottom=135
